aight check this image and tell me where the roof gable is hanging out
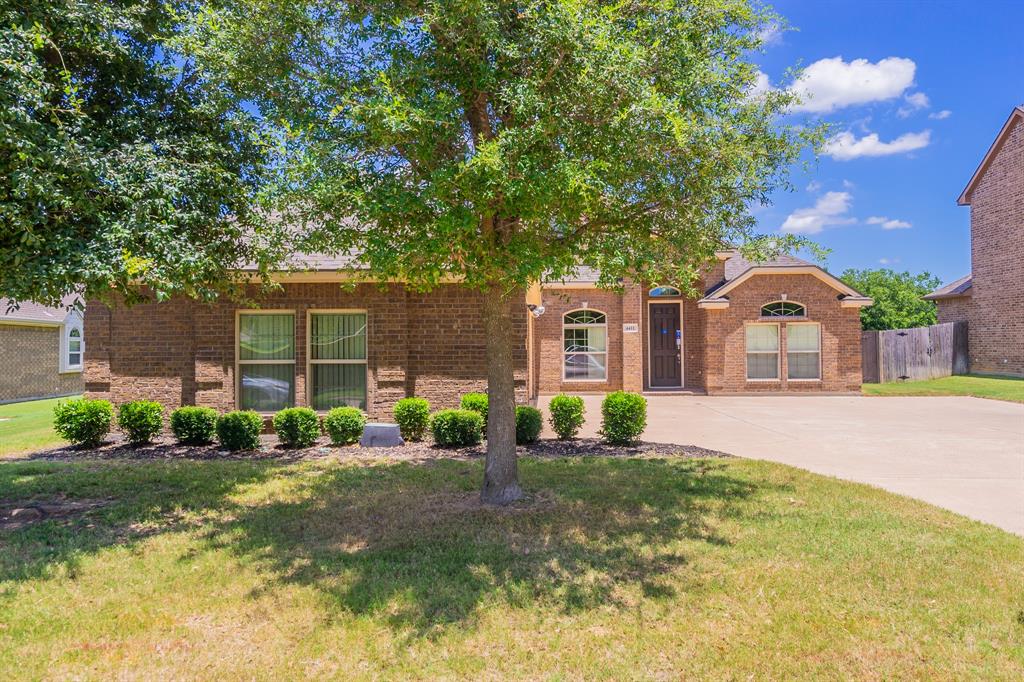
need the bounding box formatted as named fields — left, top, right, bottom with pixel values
left=957, top=106, right=1024, bottom=206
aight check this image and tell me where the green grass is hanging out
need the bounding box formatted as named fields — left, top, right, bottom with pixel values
left=1, top=455, right=1022, bottom=679
left=0, top=396, right=75, bottom=457
left=863, top=374, right=1024, bottom=403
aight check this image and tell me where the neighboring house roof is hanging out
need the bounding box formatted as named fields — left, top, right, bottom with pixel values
left=543, top=266, right=604, bottom=287
left=924, top=273, right=973, bottom=300
left=697, top=251, right=872, bottom=309
left=238, top=251, right=365, bottom=272
left=0, top=295, right=83, bottom=327
left=957, top=105, right=1024, bottom=206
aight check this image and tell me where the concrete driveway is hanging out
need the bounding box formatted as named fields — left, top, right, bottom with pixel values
left=540, top=394, right=1024, bottom=535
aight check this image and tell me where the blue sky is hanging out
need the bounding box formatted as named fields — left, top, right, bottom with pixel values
left=754, top=0, right=1023, bottom=284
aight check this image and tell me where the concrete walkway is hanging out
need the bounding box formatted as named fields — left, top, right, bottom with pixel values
left=540, top=394, right=1024, bottom=536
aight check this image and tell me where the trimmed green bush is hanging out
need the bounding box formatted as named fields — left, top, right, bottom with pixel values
left=117, top=400, right=164, bottom=445
left=599, top=391, right=647, bottom=445
left=53, top=398, right=113, bottom=447
left=515, top=405, right=543, bottom=445
left=393, top=397, right=430, bottom=441
left=273, top=407, right=321, bottom=448
left=170, top=406, right=219, bottom=445
left=548, top=394, right=585, bottom=440
left=216, top=411, right=263, bottom=451
left=324, top=406, right=366, bottom=445
left=431, top=409, right=484, bottom=447
left=460, top=393, right=489, bottom=426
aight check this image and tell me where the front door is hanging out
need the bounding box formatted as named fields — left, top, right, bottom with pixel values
left=649, top=303, right=681, bottom=387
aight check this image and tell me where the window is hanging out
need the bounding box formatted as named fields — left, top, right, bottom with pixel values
left=563, top=310, right=607, bottom=381
left=787, top=323, right=821, bottom=380
left=64, top=325, right=83, bottom=371
left=649, top=285, right=681, bottom=297
left=761, top=301, right=806, bottom=317
left=746, top=324, right=779, bottom=380
left=309, top=312, right=367, bottom=410
left=237, top=312, right=295, bottom=411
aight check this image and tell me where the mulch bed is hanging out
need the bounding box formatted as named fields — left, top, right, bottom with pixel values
left=23, top=435, right=729, bottom=463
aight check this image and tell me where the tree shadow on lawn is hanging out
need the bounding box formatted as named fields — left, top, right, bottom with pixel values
left=0, top=455, right=770, bottom=639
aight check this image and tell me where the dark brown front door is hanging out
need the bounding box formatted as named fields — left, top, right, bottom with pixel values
left=649, top=303, right=681, bottom=387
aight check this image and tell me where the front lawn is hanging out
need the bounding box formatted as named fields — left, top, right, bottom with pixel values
left=1, top=453, right=1022, bottom=678
left=863, top=374, right=1024, bottom=403
left=0, top=396, right=76, bottom=457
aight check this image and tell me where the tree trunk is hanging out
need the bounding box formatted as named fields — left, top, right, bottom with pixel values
left=480, top=282, right=523, bottom=505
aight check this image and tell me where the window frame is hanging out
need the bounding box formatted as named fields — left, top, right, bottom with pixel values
left=760, top=300, right=807, bottom=319
left=235, top=309, right=297, bottom=413
left=60, top=323, right=84, bottom=373
left=562, top=308, right=609, bottom=383
left=745, top=322, right=781, bottom=382
left=305, top=309, right=369, bottom=412
left=786, top=322, right=822, bottom=382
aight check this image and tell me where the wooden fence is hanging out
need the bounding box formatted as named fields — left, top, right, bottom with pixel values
left=862, top=321, right=968, bottom=384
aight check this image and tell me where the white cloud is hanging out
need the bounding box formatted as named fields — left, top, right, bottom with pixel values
left=929, top=109, right=952, bottom=120
left=749, top=70, right=773, bottom=97
left=898, top=92, right=931, bottom=118
left=842, top=179, right=856, bottom=189
left=806, top=180, right=822, bottom=192
left=867, top=216, right=913, bottom=230
left=879, top=257, right=902, bottom=265
left=781, top=191, right=856, bottom=235
left=756, top=24, right=783, bottom=47
left=791, top=57, right=916, bottom=113
left=823, top=130, right=931, bottom=160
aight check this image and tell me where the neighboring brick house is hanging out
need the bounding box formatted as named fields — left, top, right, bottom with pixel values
left=0, top=296, right=85, bottom=404
left=925, top=105, right=1024, bottom=377
left=85, top=250, right=871, bottom=418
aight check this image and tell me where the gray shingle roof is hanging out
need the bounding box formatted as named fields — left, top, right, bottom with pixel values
left=924, top=274, right=973, bottom=300
left=0, top=295, right=82, bottom=324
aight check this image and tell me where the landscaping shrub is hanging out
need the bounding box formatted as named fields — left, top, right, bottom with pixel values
left=117, top=400, right=164, bottom=444
left=170, top=406, right=219, bottom=445
left=460, top=392, right=489, bottom=426
left=548, top=394, right=585, bottom=439
left=393, top=397, right=430, bottom=441
left=324, top=406, right=366, bottom=445
left=216, top=411, right=263, bottom=451
left=53, top=398, right=113, bottom=447
left=273, top=407, right=321, bottom=448
left=515, top=405, right=543, bottom=445
left=431, top=409, right=484, bottom=447
left=599, top=391, right=647, bottom=445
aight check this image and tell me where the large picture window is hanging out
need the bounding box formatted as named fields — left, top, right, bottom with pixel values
left=787, top=323, right=821, bottom=380
left=238, top=312, right=295, bottom=411
left=563, top=310, right=607, bottom=381
left=746, top=324, right=780, bottom=380
left=309, top=312, right=368, bottom=410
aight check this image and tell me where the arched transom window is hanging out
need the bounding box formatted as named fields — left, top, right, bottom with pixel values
left=649, top=285, right=681, bottom=297
left=65, top=326, right=83, bottom=370
left=563, top=310, right=607, bottom=381
left=761, top=301, right=806, bottom=318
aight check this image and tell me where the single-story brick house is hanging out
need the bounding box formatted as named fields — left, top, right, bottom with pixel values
left=1, top=296, right=85, bottom=404
left=925, top=105, right=1023, bottom=377
left=84, top=250, right=871, bottom=417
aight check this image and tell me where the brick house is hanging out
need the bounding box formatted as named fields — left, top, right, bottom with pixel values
left=84, top=250, right=871, bottom=418
left=0, top=296, right=84, bottom=404
left=925, top=105, right=1024, bottom=377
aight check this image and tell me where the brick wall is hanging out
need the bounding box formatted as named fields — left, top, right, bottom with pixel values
left=935, top=296, right=973, bottom=326
left=703, top=274, right=863, bottom=393
left=965, top=115, right=1024, bottom=376
left=0, top=325, right=83, bottom=403
left=85, top=283, right=528, bottom=419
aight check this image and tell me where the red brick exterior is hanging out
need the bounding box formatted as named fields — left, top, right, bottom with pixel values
left=702, top=275, right=863, bottom=393
left=939, top=113, right=1024, bottom=376
left=85, top=283, right=528, bottom=418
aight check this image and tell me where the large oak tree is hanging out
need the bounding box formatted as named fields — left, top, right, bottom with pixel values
left=179, top=0, right=819, bottom=504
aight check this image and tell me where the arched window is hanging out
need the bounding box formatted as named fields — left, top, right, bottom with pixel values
left=65, top=326, right=83, bottom=370
left=649, top=285, right=681, bottom=297
left=563, top=310, right=607, bottom=381
left=760, top=301, right=806, bottom=318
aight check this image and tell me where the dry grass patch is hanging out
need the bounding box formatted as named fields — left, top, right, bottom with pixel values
left=0, top=454, right=1022, bottom=679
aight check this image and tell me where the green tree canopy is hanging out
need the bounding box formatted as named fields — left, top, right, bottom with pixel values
left=841, top=268, right=942, bottom=331
left=178, top=0, right=820, bottom=503
left=0, top=0, right=271, bottom=308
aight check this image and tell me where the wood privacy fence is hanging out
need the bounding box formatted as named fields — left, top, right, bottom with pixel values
left=862, top=321, right=969, bottom=384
